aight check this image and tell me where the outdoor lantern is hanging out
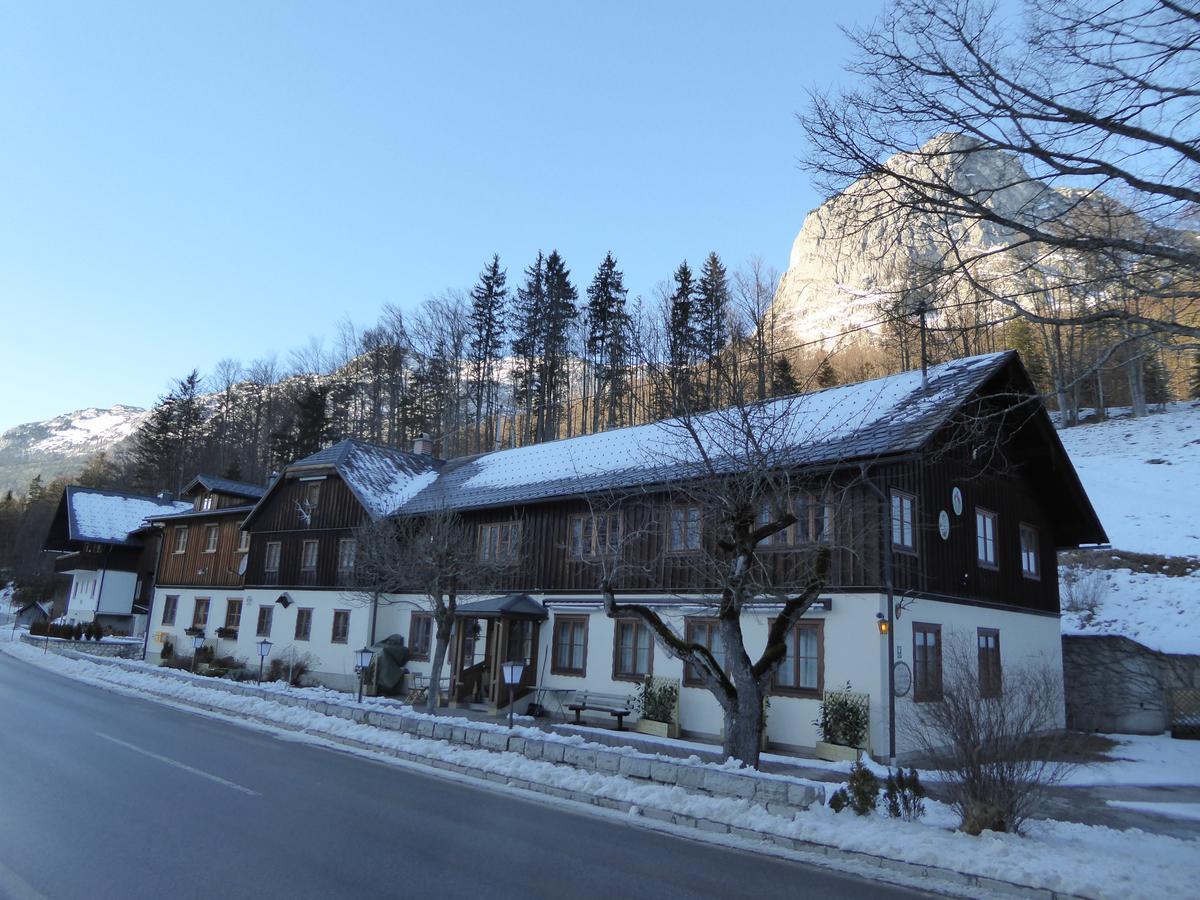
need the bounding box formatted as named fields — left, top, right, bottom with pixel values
left=191, top=633, right=205, bottom=673
left=256, top=638, right=273, bottom=684
left=501, top=660, right=526, bottom=730
left=355, top=646, right=373, bottom=704
left=876, top=613, right=889, bottom=636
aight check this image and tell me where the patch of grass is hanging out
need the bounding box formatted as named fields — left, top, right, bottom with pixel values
left=1060, top=548, right=1198, bottom=577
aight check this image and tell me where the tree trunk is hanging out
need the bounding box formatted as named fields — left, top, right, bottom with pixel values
left=426, top=635, right=449, bottom=714
left=722, top=683, right=765, bottom=768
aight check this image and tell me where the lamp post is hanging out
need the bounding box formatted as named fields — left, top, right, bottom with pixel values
left=257, top=637, right=273, bottom=684
left=191, top=633, right=205, bottom=673
left=500, top=660, right=526, bottom=730
left=355, top=646, right=373, bottom=704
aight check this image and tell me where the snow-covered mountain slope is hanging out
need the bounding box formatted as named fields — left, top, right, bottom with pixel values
left=1056, top=401, right=1200, bottom=654
left=0, top=405, right=148, bottom=494
left=1057, top=401, right=1200, bottom=558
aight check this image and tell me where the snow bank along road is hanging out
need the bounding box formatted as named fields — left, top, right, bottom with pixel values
left=0, top=650, right=930, bottom=900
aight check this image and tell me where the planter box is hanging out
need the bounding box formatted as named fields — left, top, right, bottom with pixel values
left=815, top=740, right=862, bottom=762
left=635, top=719, right=680, bottom=739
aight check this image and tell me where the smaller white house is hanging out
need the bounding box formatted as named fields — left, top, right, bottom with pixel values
left=43, top=486, right=190, bottom=633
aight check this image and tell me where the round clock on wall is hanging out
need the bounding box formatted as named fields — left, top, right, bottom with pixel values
left=893, top=661, right=912, bottom=697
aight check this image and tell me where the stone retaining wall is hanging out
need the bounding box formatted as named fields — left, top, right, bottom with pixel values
left=20, top=633, right=145, bottom=660
left=52, top=648, right=823, bottom=813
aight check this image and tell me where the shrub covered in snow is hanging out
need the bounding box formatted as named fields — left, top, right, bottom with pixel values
left=828, top=761, right=879, bottom=815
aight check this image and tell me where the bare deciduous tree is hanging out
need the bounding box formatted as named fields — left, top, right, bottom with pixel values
left=348, top=507, right=510, bottom=712
left=802, top=0, right=1200, bottom=402
left=904, top=635, right=1073, bottom=835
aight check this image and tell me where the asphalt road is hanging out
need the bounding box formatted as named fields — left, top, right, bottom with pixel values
left=0, top=650, right=932, bottom=900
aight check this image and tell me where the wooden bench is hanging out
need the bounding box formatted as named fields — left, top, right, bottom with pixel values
left=567, top=691, right=633, bottom=730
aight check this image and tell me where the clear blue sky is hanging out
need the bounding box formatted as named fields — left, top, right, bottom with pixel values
left=0, top=0, right=884, bottom=431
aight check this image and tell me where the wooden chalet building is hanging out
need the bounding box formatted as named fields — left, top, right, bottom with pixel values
left=140, top=351, right=1105, bottom=758
left=43, top=486, right=192, bottom=632
left=144, top=475, right=266, bottom=660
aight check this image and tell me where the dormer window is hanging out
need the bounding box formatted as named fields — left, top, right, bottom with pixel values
left=303, top=481, right=321, bottom=509
left=200, top=494, right=215, bottom=511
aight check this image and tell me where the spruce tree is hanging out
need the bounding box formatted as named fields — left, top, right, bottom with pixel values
left=468, top=255, right=508, bottom=452
left=695, top=252, right=730, bottom=408
left=537, top=251, right=578, bottom=441
left=816, top=357, right=839, bottom=389
left=770, top=356, right=800, bottom=397
left=511, top=253, right=546, bottom=444
left=667, top=261, right=698, bottom=412
left=585, top=252, right=629, bottom=432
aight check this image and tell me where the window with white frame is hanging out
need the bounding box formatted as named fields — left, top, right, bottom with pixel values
left=891, top=491, right=916, bottom=553
left=976, top=508, right=998, bottom=568
left=173, top=526, right=189, bottom=554
left=301, top=540, right=319, bottom=573
left=238, top=530, right=250, bottom=553
left=204, top=523, right=219, bottom=554
left=337, top=538, right=356, bottom=572
left=264, top=541, right=281, bottom=575
left=1019, top=524, right=1040, bottom=579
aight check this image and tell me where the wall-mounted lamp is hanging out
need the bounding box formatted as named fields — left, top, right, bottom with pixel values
left=876, top=612, right=889, bottom=636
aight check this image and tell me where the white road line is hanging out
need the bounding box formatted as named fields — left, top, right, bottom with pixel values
left=0, top=858, right=50, bottom=900
left=94, top=732, right=260, bottom=796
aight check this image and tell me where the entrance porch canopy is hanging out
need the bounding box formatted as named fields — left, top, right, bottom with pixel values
left=451, top=594, right=546, bottom=711
left=453, top=593, right=548, bottom=621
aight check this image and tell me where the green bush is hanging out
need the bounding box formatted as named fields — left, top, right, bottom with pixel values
left=160, top=640, right=174, bottom=660
left=884, top=768, right=926, bottom=822
left=635, top=678, right=678, bottom=724
left=828, top=761, right=879, bottom=816
left=815, top=683, right=869, bottom=747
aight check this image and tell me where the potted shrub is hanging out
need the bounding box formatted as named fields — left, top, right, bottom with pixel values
left=814, top=684, right=870, bottom=762
left=215, top=626, right=238, bottom=640
left=634, top=677, right=680, bottom=739
left=184, top=626, right=204, bottom=638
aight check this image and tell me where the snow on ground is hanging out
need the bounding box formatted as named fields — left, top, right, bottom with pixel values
left=1061, top=565, right=1200, bottom=655
left=1064, top=733, right=1200, bottom=788
left=4, top=635, right=1198, bottom=900
left=1057, top=401, right=1200, bottom=558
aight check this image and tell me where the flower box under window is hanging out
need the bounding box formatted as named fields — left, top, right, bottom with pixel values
left=216, top=626, right=239, bottom=640
left=184, top=626, right=205, bottom=638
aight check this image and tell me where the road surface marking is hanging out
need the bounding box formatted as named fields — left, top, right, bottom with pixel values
left=94, top=732, right=260, bottom=796
left=0, top=858, right=49, bottom=900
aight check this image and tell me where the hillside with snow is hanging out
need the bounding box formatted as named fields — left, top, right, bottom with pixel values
left=0, top=405, right=148, bottom=494
left=1056, top=401, right=1200, bottom=655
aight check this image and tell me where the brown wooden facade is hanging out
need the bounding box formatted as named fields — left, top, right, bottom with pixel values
left=243, top=475, right=366, bottom=589
left=154, top=511, right=251, bottom=588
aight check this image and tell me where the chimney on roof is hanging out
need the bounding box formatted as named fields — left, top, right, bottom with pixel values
left=157, top=491, right=174, bottom=501
left=412, top=432, right=434, bottom=456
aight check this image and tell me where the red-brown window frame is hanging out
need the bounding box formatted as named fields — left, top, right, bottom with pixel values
left=978, top=627, right=1002, bottom=699
left=550, top=615, right=589, bottom=676
left=409, top=612, right=433, bottom=660
left=683, top=618, right=726, bottom=687
left=913, top=622, right=943, bottom=702
left=331, top=609, right=351, bottom=644
left=769, top=618, right=824, bottom=698
left=294, top=607, right=313, bottom=641
left=612, top=618, right=654, bottom=682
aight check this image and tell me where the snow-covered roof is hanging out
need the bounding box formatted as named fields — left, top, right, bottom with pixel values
left=251, top=438, right=442, bottom=520
left=65, top=486, right=192, bottom=546
left=399, top=352, right=1015, bottom=514
left=182, top=474, right=267, bottom=500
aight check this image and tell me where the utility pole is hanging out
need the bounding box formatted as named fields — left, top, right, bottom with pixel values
left=916, top=298, right=929, bottom=389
